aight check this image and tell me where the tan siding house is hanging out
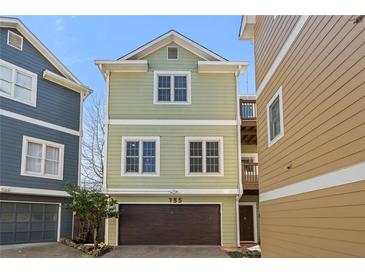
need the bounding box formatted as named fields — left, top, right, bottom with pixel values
left=240, top=15, right=365, bottom=257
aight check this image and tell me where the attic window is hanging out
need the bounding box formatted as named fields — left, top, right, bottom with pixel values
left=167, top=47, right=178, bottom=60
left=7, top=31, right=23, bottom=51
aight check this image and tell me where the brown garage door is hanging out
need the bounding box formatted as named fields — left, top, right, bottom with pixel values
left=118, top=204, right=221, bottom=245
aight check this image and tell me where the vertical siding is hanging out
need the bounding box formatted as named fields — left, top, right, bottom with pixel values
left=108, top=43, right=237, bottom=120
left=0, top=27, right=80, bottom=131
left=254, top=15, right=365, bottom=257
left=106, top=195, right=238, bottom=247
left=107, top=125, right=238, bottom=189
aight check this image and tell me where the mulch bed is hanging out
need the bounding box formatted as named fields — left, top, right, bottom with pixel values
left=60, top=238, right=113, bottom=257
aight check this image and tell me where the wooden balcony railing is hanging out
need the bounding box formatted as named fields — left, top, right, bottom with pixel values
left=242, top=162, right=259, bottom=190
left=240, top=100, right=256, bottom=120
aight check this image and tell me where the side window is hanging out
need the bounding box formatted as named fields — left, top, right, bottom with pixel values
left=266, top=87, right=284, bottom=147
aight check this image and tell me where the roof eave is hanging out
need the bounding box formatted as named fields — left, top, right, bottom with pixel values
left=239, top=16, right=256, bottom=41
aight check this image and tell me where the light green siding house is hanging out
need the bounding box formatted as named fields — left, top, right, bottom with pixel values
left=96, top=30, right=247, bottom=247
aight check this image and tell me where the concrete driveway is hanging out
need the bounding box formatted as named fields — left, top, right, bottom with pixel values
left=0, top=243, right=229, bottom=258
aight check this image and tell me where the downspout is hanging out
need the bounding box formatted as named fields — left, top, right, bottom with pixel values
left=235, top=67, right=243, bottom=246
left=103, top=70, right=110, bottom=245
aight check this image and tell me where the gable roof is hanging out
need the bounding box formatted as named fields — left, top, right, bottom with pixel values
left=0, top=17, right=91, bottom=96
left=0, top=17, right=79, bottom=83
left=118, top=30, right=227, bottom=62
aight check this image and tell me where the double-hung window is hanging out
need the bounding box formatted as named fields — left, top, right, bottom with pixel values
left=0, top=59, right=37, bottom=106
left=154, top=71, right=191, bottom=104
left=21, top=136, right=64, bottom=180
left=185, top=137, right=224, bottom=176
left=122, top=137, right=160, bottom=176
left=266, top=87, right=284, bottom=147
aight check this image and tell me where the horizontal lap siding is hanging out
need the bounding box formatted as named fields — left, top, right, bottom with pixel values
left=0, top=28, right=80, bottom=131
left=108, top=43, right=236, bottom=120
left=260, top=180, right=365, bottom=257
left=254, top=16, right=300, bottom=87
left=107, top=125, right=238, bottom=189
left=0, top=116, right=79, bottom=190
left=107, top=195, right=238, bottom=247
left=255, top=16, right=365, bottom=192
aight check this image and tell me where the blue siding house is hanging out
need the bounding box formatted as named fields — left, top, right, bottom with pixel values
left=0, top=17, right=91, bottom=245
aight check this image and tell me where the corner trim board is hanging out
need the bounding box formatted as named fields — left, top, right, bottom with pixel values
left=256, top=15, right=309, bottom=98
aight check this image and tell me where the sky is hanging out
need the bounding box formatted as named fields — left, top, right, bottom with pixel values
left=17, top=16, right=256, bottom=104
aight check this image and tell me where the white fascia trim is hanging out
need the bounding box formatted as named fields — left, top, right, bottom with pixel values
left=0, top=17, right=80, bottom=84
left=256, top=15, right=309, bottom=98
left=0, top=109, right=80, bottom=136
left=198, top=61, right=248, bottom=74
left=239, top=16, right=256, bottom=40
left=120, top=30, right=226, bottom=62
left=43, top=70, right=91, bottom=96
left=266, top=86, right=284, bottom=147
left=108, top=119, right=238, bottom=126
left=95, top=60, right=148, bottom=75
left=0, top=186, right=69, bottom=197
left=260, top=161, right=365, bottom=202
left=106, top=188, right=239, bottom=195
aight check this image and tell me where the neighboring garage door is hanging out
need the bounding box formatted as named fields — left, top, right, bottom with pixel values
left=118, top=204, right=221, bottom=245
left=0, top=202, right=59, bottom=245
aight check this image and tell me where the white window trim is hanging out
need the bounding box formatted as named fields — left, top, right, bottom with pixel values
left=167, top=46, right=179, bottom=60
left=241, top=153, right=259, bottom=163
left=185, top=136, right=224, bottom=177
left=121, top=136, right=160, bottom=177
left=266, top=86, right=284, bottom=147
left=153, top=71, right=191, bottom=105
left=7, top=30, right=23, bottom=51
left=21, top=136, right=64, bottom=180
left=0, top=59, right=37, bottom=107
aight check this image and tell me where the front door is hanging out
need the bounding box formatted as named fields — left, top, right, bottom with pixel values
left=239, top=205, right=255, bottom=242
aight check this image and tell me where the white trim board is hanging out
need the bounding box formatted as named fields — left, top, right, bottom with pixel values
left=260, top=161, right=365, bottom=202
left=108, top=119, right=238, bottom=126
left=239, top=202, right=258, bottom=244
left=116, top=201, right=224, bottom=246
left=0, top=185, right=69, bottom=197
left=256, top=16, right=309, bottom=98
left=106, top=188, right=239, bottom=195
left=0, top=109, right=80, bottom=136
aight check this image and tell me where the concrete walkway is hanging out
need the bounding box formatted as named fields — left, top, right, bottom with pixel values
left=0, top=243, right=229, bottom=258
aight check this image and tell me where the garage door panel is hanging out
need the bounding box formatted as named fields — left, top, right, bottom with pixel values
left=0, top=202, right=58, bottom=245
left=119, top=204, right=221, bottom=245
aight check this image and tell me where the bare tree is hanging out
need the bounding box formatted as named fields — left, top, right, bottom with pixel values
left=81, top=95, right=105, bottom=190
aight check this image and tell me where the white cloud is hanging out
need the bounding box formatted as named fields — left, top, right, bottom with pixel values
left=55, top=18, right=65, bottom=31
